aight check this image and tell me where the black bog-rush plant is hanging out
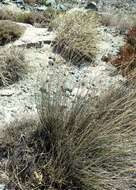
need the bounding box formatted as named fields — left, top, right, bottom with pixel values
left=1, top=73, right=136, bottom=190
left=52, top=10, right=99, bottom=66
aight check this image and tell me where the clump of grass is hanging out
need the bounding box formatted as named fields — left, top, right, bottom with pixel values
left=0, top=9, right=33, bottom=24
left=100, top=12, right=136, bottom=32
left=16, top=12, right=35, bottom=25
left=0, top=20, right=24, bottom=45
left=1, top=73, right=136, bottom=190
left=0, top=47, right=26, bottom=86
left=0, top=8, right=59, bottom=28
left=111, top=27, right=136, bottom=79
left=0, top=8, right=16, bottom=21
left=53, top=10, right=99, bottom=65
left=40, top=8, right=60, bottom=27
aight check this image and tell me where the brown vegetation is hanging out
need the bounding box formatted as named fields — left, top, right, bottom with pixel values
left=111, top=27, right=136, bottom=79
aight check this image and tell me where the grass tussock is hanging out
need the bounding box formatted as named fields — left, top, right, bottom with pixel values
left=53, top=10, right=99, bottom=65
left=1, top=74, right=136, bottom=190
left=111, top=27, right=136, bottom=79
left=0, top=8, right=59, bottom=27
left=100, top=12, right=136, bottom=32
left=0, top=8, right=16, bottom=21
left=0, top=20, right=24, bottom=45
left=0, top=47, right=26, bottom=86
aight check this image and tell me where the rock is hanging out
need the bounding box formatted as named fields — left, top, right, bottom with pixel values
left=1, top=0, right=10, bottom=4
left=36, top=5, right=47, bottom=11
left=56, top=4, right=66, bottom=11
left=85, top=1, right=98, bottom=11
left=69, top=71, right=75, bottom=75
left=48, top=59, right=54, bottom=66
left=15, top=0, right=25, bottom=5
left=0, top=89, right=15, bottom=97
left=49, top=55, right=56, bottom=62
left=80, top=0, right=86, bottom=5
left=0, top=184, right=6, bottom=190
left=45, top=0, right=56, bottom=7
left=63, top=81, right=73, bottom=93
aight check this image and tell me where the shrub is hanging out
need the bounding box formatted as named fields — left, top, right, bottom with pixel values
left=0, top=47, right=26, bottom=86
left=1, top=74, right=136, bottom=190
left=111, top=27, right=136, bottom=79
left=53, top=10, right=99, bottom=65
left=127, top=27, right=136, bottom=48
left=0, top=20, right=24, bottom=45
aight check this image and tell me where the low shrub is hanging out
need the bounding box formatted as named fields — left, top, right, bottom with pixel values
left=0, top=47, right=26, bottom=86
left=127, top=27, right=136, bottom=48
left=0, top=20, right=24, bottom=45
left=111, top=27, right=136, bottom=79
left=1, top=74, right=136, bottom=190
left=53, top=10, right=99, bottom=65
